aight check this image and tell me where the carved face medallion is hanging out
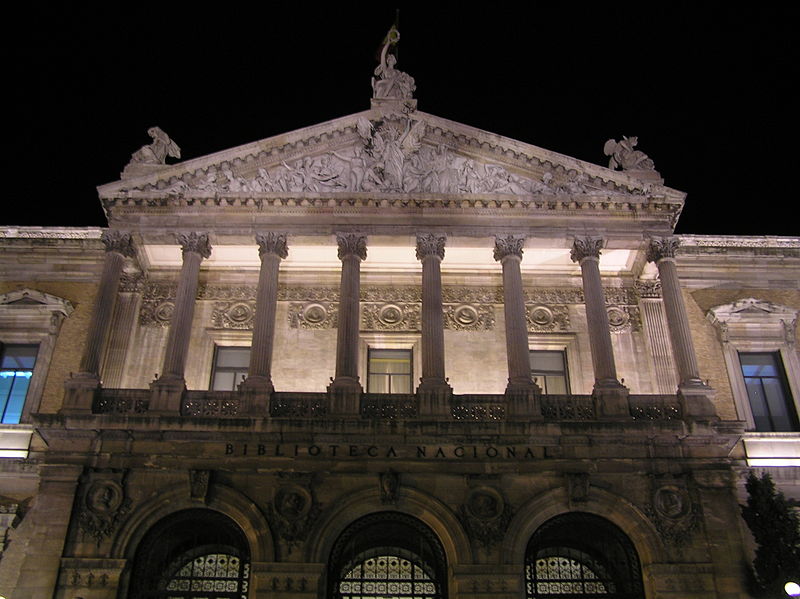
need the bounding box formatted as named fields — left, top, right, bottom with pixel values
left=379, top=304, right=403, bottom=326
left=465, top=487, right=504, bottom=521
left=454, top=305, right=478, bottom=326
left=530, top=306, right=554, bottom=327
left=303, top=304, right=327, bottom=325
left=86, top=481, right=123, bottom=514
left=227, top=302, right=252, bottom=323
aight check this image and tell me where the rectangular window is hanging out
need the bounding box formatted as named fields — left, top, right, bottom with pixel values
left=530, top=350, right=570, bottom=395
left=367, top=349, right=412, bottom=394
left=740, top=352, right=798, bottom=432
left=0, top=344, right=38, bottom=424
left=210, top=346, right=250, bottom=391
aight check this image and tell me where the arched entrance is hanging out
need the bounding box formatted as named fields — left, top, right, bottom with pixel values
left=328, top=511, right=448, bottom=599
left=524, top=512, right=644, bottom=598
left=127, top=508, right=251, bottom=599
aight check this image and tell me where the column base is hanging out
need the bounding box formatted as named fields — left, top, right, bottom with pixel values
left=327, top=376, right=363, bottom=415
left=678, top=381, right=718, bottom=421
left=592, top=379, right=630, bottom=418
left=238, top=376, right=273, bottom=415
left=505, top=380, right=543, bottom=419
left=61, top=373, right=101, bottom=413
left=417, top=378, right=453, bottom=416
left=150, top=375, right=187, bottom=414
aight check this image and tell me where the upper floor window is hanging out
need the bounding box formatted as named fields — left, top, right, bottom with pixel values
left=368, top=349, right=412, bottom=393
left=740, top=352, right=798, bottom=432
left=530, top=350, right=570, bottom=394
left=0, top=344, right=39, bottom=424
left=210, top=346, right=250, bottom=391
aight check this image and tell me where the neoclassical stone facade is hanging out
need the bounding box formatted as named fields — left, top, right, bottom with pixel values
left=1, top=30, right=799, bottom=599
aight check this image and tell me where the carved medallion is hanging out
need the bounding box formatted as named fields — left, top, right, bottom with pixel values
left=444, top=304, right=495, bottom=331
left=289, top=303, right=338, bottom=329
left=644, top=477, right=700, bottom=546
left=212, top=301, right=255, bottom=329
left=361, top=303, right=421, bottom=331
left=267, top=482, right=320, bottom=554
left=77, top=470, right=131, bottom=545
left=458, top=487, right=513, bottom=549
left=607, top=305, right=641, bottom=333
left=526, top=304, right=570, bottom=332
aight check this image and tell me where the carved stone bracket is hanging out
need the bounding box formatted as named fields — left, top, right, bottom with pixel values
left=458, top=487, right=514, bottom=549
left=379, top=470, right=400, bottom=505
left=189, top=470, right=211, bottom=502
left=212, top=301, right=256, bottom=329
left=77, top=470, right=132, bottom=546
left=361, top=303, right=420, bottom=331
left=526, top=304, right=570, bottom=332
left=288, top=303, right=338, bottom=329
left=444, top=304, right=495, bottom=331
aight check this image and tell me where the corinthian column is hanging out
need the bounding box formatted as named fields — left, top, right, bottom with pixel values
left=416, top=234, right=452, bottom=404
left=571, top=237, right=628, bottom=415
left=62, top=231, right=135, bottom=413
left=151, top=232, right=211, bottom=411
left=494, top=236, right=541, bottom=417
left=241, top=233, right=287, bottom=401
left=647, top=237, right=716, bottom=418
left=80, top=231, right=135, bottom=378
left=328, top=234, right=366, bottom=407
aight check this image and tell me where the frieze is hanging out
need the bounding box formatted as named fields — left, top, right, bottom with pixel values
left=444, top=304, right=495, bottom=331
left=77, top=470, right=132, bottom=546
left=212, top=301, right=256, bottom=329
left=288, top=303, right=338, bottom=329
left=526, top=304, right=570, bottom=332
left=458, top=486, right=514, bottom=549
left=361, top=303, right=421, bottom=331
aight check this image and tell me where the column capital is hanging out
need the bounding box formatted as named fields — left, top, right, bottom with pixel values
left=256, top=232, right=288, bottom=259
left=336, top=233, right=367, bottom=261
left=570, top=236, right=604, bottom=263
left=493, top=235, right=525, bottom=262
left=177, top=232, right=212, bottom=258
left=101, top=230, right=135, bottom=258
left=416, top=233, right=446, bottom=261
left=646, top=236, right=680, bottom=263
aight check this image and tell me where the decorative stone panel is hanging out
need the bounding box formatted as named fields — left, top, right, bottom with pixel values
left=211, top=300, right=256, bottom=329
left=361, top=303, right=421, bottom=331
left=444, top=304, right=495, bottom=331
left=607, top=305, right=642, bottom=333
left=458, top=486, right=514, bottom=549
left=288, top=303, right=338, bottom=329
left=77, top=470, right=132, bottom=546
left=526, top=304, right=570, bottom=332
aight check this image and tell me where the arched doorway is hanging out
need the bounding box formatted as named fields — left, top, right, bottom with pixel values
left=328, top=511, right=448, bottom=599
left=524, top=512, right=644, bottom=598
left=128, top=508, right=251, bottom=599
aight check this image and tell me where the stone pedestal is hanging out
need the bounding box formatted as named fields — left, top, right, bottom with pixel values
left=571, top=237, right=628, bottom=416
left=151, top=232, right=211, bottom=413
left=647, top=237, right=717, bottom=420
left=240, top=233, right=288, bottom=414
left=494, top=236, right=541, bottom=417
left=416, top=234, right=452, bottom=414
left=328, top=234, right=366, bottom=412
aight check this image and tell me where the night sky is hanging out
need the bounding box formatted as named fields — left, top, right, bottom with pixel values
left=8, top=5, right=798, bottom=236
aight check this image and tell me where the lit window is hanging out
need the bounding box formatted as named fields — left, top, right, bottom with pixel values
left=530, top=350, right=569, bottom=394
left=740, top=352, right=798, bottom=432
left=0, top=344, right=39, bottom=424
left=368, top=349, right=412, bottom=393
left=210, top=346, right=250, bottom=391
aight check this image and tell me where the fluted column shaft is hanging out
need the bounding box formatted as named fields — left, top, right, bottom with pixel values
left=494, top=236, right=535, bottom=390
left=571, top=237, right=620, bottom=386
left=160, top=233, right=211, bottom=380
left=79, top=231, right=134, bottom=377
left=647, top=237, right=703, bottom=386
left=333, top=234, right=366, bottom=386
left=417, top=234, right=447, bottom=386
left=246, top=233, right=287, bottom=388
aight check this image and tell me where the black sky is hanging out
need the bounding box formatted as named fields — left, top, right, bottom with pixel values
left=8, top=4, right=798, bottom=236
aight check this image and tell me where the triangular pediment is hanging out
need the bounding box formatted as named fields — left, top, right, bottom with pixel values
left=98, top=110, right=681, bottom=203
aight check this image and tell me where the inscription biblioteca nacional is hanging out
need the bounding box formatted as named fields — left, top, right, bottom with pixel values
left=225, top=444, right=541, bottom=459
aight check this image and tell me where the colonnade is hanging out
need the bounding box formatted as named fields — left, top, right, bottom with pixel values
left=70, top=231, right=716, bottom=418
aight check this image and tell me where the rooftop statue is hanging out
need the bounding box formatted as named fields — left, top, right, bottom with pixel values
left=372, top=26, right=415, bottom=100
left=603, top=136, right=655, bottom=172
left=128, top=127, right=181, bottom=166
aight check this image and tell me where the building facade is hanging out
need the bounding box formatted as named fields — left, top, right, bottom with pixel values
left=1, top=32, right=799, bottom=599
